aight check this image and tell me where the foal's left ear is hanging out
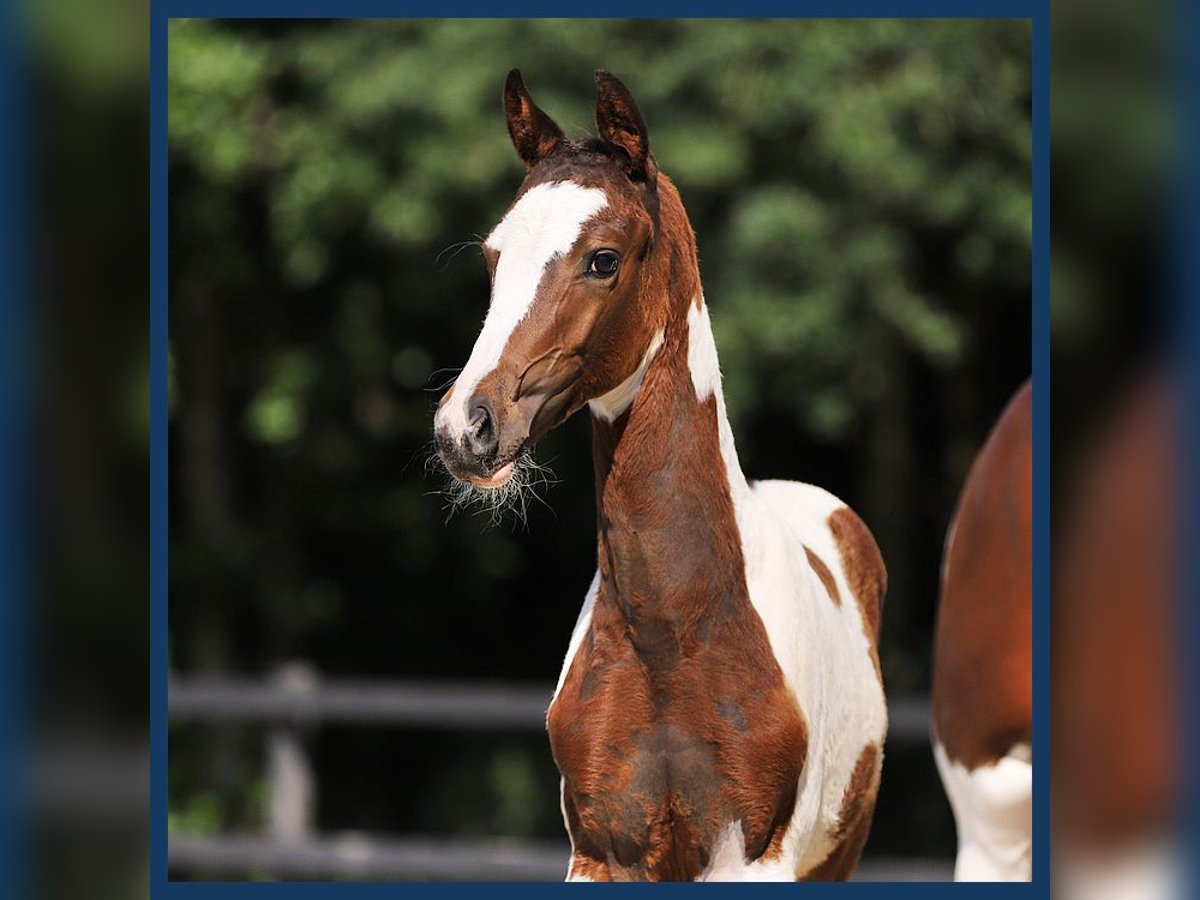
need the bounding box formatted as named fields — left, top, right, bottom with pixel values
left=503, top=69, right=565, bottom=169
left=595, top=70, right=657, bottom=184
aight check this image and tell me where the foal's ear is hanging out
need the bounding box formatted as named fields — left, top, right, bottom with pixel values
left=503, top=69, right=565, bottom=169
left=595, top=70, right=656, bottom=183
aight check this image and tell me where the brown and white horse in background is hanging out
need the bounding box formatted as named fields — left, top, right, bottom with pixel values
left=932, top=373, right=1179, bottom=893
left=931, top=380, right=1032, bottom=880
left=434, top=69, right=887, bottom=881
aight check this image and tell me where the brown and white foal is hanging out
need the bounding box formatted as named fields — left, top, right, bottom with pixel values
left=434, top=70, right=887, bottom=882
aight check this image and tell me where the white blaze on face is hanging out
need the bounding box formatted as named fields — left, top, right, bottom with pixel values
left=437, top=181, right=608, bottom=436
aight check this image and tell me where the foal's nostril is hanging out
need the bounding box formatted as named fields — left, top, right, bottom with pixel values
left=466, top=399, right=499, bottom=460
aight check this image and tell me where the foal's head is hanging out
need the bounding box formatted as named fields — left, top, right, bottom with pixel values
left=434, top=70, right=683, bottom=490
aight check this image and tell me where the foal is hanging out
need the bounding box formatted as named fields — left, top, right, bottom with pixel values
left=434, top=70, right=887, bottom=882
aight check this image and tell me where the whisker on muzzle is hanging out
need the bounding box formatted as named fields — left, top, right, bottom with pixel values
left=426, top=447, right=559, bottom=530
left=434, top=239, right=485, bottom=272
left=423, top=366, right=463, bottom=393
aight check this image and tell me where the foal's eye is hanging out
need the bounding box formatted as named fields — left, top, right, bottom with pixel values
left=586, top=249, right=621, bottom=279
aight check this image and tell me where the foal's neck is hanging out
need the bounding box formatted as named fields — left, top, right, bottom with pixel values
left=590, top=292, right=752, bottom=656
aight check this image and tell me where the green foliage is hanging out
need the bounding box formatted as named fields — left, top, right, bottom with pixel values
left=169, top=19, right=1028, bottom=441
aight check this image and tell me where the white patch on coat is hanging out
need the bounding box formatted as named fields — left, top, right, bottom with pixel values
left=551, top=571, right=599, bottom=701
left=701, top=821, right=794, bottom=881
left=551, top=575, right=598, bottom=882
left=437, top=181, right=608, bottom=436
left=686, top=297, right=888, bottom=878
left=933, top=739, right=1032, bottom=881
left=745, top=480, right=887, bottom=877
left=589, top=329, right=665, bottom=422
left=686, top=300, right=752, bottom=508
left=686, top=298, right=723, bottom=401
left=701, top=821, right=750, bottom=880
left=549, top=571, right=598, bottom=883
left=558, top=777, right=583, bottom=882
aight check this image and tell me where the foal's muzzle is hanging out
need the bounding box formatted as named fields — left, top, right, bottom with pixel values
left=434, top=392, right=512, bottom=486
left=434, top=360, right=583, bottom=487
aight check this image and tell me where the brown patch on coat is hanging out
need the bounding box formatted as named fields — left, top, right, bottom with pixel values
left=828, top=507, right=886, bottom=684
left=804, top=546, right=841, bottom=607
left=800, top=743, right=882, bottom=881
left=545, top=173, right=808, bottom=881
left=931, top=380, right=1032, bottom=770
left=828, top=507, right=885, bottom=641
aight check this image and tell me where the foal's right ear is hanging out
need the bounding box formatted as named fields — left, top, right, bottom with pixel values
left=595, top=70, right=655, bottom=183
left=503, top=69, right=565, bottom=169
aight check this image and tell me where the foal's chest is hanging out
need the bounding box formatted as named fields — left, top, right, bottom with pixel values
left=548, top=600, right=808, bottom=881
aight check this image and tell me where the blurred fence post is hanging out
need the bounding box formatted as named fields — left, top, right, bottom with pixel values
left=267, top=662, right=316, bottom=844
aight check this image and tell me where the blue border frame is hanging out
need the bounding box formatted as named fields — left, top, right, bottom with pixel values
left=0, top=1, right=27, bottom=897
left=150, top=4, right=1048, bottom=896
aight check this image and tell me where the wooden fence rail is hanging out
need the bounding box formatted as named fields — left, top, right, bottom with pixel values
left=167, top=672, right=943, bottom=881
left=168, top=677, right=933, bottom=742
left=168, top=834, right=952, bottom=882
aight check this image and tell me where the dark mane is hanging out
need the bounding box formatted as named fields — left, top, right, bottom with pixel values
left=526, top=136, right=630, bottom=184
left=565, top=135, right=625, bottom=161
